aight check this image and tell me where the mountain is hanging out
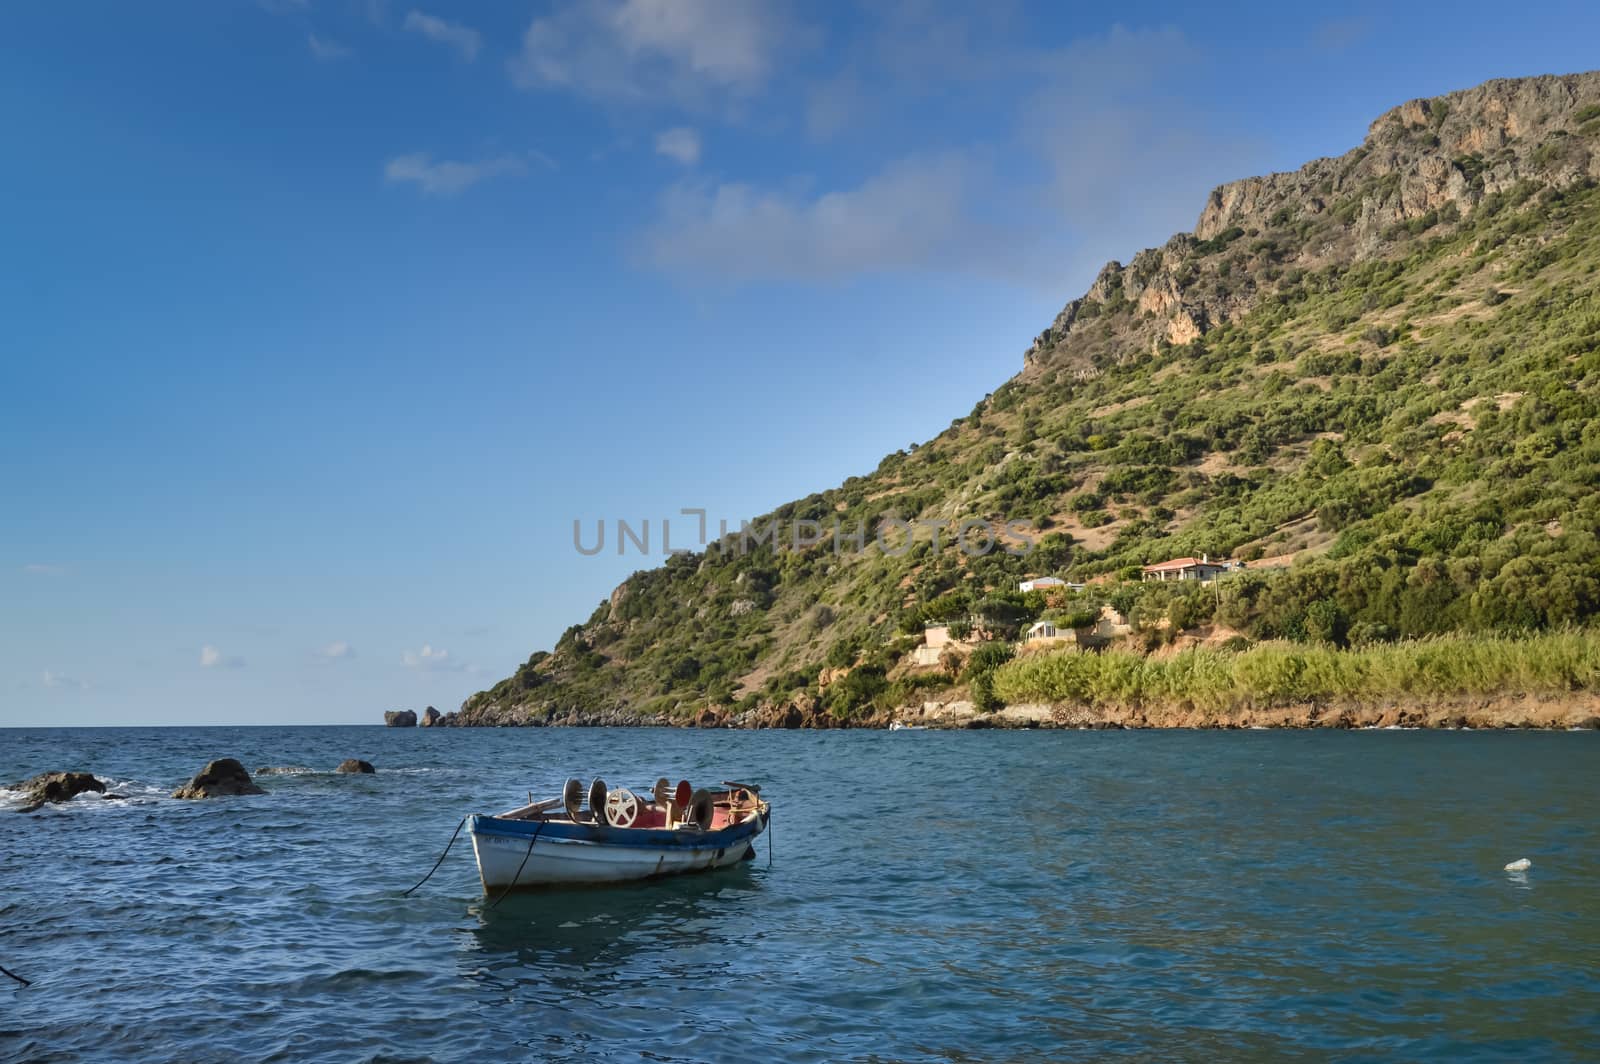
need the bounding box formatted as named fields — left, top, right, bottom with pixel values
left=454, top=71, right=1600, bottom=728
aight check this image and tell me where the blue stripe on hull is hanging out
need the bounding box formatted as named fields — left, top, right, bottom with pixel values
left=468, top=810, right=767, bottom=852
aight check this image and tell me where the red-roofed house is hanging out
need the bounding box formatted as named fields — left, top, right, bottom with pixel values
left=1141, top=554, right=1230, bottom=583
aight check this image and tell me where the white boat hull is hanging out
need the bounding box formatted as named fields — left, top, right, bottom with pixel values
left=471, top=830, right=758, bottom=888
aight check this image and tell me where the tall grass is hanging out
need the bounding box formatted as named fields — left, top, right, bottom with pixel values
left=991, top=630, right=1600, bottom=710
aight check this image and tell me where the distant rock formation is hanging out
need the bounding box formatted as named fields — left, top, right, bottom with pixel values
left=172, top=758, right=265, bottom=799
left=13, top=771, right=105, bottom=813
left=384, top=709, right=417, bottom=727
left=420, top=706, right=441, bottom=727
left=335, top=759, right=375, bottom=774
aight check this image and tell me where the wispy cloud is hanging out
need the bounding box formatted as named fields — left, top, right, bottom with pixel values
left=1018, top=26, right=1261, bottom=289
left=637, top=23, right=1257, bottom=292
left=384, top=152, right=529, bottom=196
left=655, top=127, right=702, bottom=166
left=21, top=563, right=64, bottom=575
left=510, top=0, right=798, bottom=109
left=1312, top=16, right=1373, bottom=53
left=307, top=32, right=351, bottom=61
left=402, top=644, right=463, bottom=671
left=640, top=154, right=1016, bottom=282
left=315, top=640, right=356, bottom=663
left=404, top=10, right=481, bottom=61
left=200, top=645, right=246, bottom=670
left=42, top=670, right=89, bottom=691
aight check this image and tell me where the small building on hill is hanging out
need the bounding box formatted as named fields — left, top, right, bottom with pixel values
left=1024, top=620, right=1076, bottom=647
left=1141, top=555, right=1231, bottom=583
left=911, top=623, right=982, bottom=666
left=1018, top=576, right=1066, bottom=592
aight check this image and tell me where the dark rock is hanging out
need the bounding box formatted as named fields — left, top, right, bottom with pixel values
left=335, top=759, right=375, bottom=774
left=965, top=718, right=992, bottom=730
left=13, top=771, right=105, bottom=812
left=172, top=758, right=266, bottom=799
left=384, top=709, right=417, bottom=727
left=1575, top=715, right=1600, bottom=730
left=419, top=706, right=441, bottom=728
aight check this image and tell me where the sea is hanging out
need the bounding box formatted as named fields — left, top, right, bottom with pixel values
left=1, top=726, right=1596, bottom=1062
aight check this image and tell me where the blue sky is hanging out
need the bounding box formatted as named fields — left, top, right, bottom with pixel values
left=3, top=1, right=1597, bottom=726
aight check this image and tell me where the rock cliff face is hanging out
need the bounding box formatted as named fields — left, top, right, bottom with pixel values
left=384, top=709, right=417, bottom=727
left=1022, top=72, right=1600, bottom=374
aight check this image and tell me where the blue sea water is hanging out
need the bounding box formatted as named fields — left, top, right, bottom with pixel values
left=1, top=727, right=1596, bottom=1062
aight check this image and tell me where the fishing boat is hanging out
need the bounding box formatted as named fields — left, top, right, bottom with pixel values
left=467, top=778, right=769, bottom=891
left=888, top=721, right=927, bottom=731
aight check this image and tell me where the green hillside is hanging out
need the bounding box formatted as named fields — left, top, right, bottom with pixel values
left=458, top=72, right=1600, bottom=726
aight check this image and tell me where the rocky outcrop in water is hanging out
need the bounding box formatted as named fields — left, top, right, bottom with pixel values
left=384, top=709, right=417, bottom=727
left=13, top=771, right=105, bottom=813
left=172, top=759, right=265, bottom=799
left=335, top=759, right=375, bottom=774
left=419, top=706, right=440, bottom=727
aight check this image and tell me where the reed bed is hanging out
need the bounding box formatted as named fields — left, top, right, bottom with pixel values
left=990, top=630, right=1600, bottom=711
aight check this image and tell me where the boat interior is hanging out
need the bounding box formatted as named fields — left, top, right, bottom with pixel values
left=499, top=778, right=763, bottom=831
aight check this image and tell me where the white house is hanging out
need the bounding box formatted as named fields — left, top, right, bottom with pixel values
left=1023, top=619, right=1078, bottom=648
left=1019, top=577, right=1068, bottom=593
left=1140, top=555, right=1231, bottom=583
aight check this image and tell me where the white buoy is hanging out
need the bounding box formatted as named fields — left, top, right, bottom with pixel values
left=1504, top=857, right=1531, bottom=872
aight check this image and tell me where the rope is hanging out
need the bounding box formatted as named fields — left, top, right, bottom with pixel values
left=402, top=815, right=467, bottom=897
left=1, top=963, right=30, bottom=987
left=486, top=822, right=544, bottom=910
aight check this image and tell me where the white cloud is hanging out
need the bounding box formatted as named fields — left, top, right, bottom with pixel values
left=655, top=127, right=702, bottom=166
left=384, top=153, right=529, bottom=196
left=307, top=32, right=350, bottom=61
left=402, top=644, right=464, bottom=671
left=200, top=645, right=245, bottom=670
left=315, top=641, right=356, bottom=662
left=636, top=24, right=1258, bottom=292
left=509, top=0, right=794, bottom=108
left=42, top=670, right=89, bottom=691
left=21, top=563, right=64, bottom=575
left=640, top=155, right=1017, bottom=282
left=404, top=10, right=481, bottom=61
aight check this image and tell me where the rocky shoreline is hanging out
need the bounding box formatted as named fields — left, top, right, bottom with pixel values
left=387, top=692, right=1600, bottom=731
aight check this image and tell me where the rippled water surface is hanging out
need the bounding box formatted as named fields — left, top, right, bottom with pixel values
left=1, top=727, right=1596, bottom=1061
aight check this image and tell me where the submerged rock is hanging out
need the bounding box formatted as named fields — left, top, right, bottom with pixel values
left=335, top=759, right=375, bottom=774
left=255, top=766, right=314, bottom=776
left=14, top=771, right=105, bottom=813
left=172, top=759, right=265, bottom=799
left=384, top=709, right=417, bottom=727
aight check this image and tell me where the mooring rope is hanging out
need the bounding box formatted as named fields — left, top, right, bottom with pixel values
left=486, top=822, right=544, bottom=911
left=402, top=815, right=467, bottom=897
left=1, top=963, right=30, bottom=987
